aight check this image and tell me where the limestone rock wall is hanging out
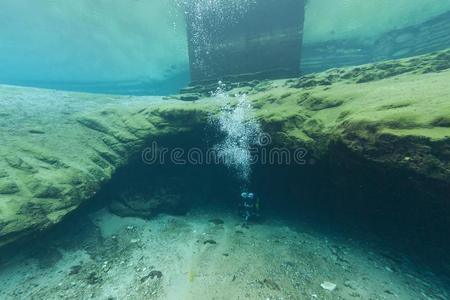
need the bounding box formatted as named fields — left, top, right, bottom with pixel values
left=0, top=90, right=216, bottom=247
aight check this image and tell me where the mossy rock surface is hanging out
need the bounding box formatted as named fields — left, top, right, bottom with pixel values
left=1, top=49, right=449, bottom=247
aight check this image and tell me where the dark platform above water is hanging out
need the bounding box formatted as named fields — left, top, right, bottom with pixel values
left=185, top=0, right=306, bottom=84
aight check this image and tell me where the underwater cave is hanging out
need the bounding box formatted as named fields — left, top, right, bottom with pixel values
left=93, top=124, right=450, bottom=262
left=1, top=1, right=450, bottom=299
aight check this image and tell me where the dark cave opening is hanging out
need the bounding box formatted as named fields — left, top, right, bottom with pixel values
left=90, top=130, right=450, bottom=279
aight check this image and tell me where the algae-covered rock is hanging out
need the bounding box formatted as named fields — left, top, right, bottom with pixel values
left=248, top=50, right=450, bottom=183
left=0, top=87, right=216, bottom=247
left=0, top=180, right=19, bottom=195
left=1, top=48, right=449, bottom=247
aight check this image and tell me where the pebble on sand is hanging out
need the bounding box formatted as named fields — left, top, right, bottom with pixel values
left=321, top=281, right=337, bottom=291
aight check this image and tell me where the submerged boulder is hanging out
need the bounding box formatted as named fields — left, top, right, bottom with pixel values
left=0, top=49, right=449, bottom=247
left=108, top=181, right=190, bottom=218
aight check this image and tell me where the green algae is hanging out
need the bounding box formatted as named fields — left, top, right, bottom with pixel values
left=0, top=181, right=20, bottom=195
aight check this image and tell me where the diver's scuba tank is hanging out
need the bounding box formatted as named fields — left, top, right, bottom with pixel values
left=255, top=195, right=260, bottom=215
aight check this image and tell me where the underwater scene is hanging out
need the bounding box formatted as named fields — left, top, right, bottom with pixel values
left=1, top=0, right=450, bottom=299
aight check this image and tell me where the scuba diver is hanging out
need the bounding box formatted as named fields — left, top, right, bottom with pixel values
left=239, top=192, right=260, bottom=223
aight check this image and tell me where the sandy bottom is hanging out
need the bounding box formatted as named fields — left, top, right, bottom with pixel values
left=0, top=206, right=448, bottom=300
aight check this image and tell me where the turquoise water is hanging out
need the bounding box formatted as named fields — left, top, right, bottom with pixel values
left=1, top=0, right=450, bottom=93
left=0, top=1, right=450, bottom=299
